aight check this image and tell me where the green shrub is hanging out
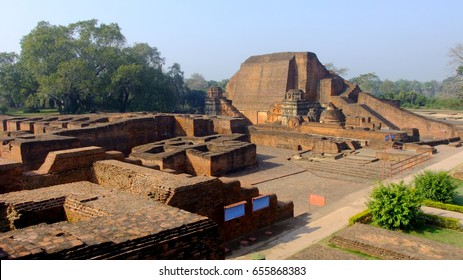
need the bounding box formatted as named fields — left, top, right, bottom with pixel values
left=414, top=170, right=458, bottom=203
left=0, top=104, right=8, bottom=114
left=348, top=209, right=372, bottom=225
left=421, top=213, right=462, bottom=231
left=422, top=199, right=463, bottom=214
left=367, top=181, right=422, bottom=230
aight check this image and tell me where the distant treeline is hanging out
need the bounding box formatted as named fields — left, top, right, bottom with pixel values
left=0, top=19, right=227, bottom=115
left=1, top=19, right=462, bottom=114
left=349, top=73, right=463, bottom=110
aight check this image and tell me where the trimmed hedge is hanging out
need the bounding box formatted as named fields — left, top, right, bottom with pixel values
left=422, top=200, right=463, bottom=214
left=348, top=209, right=462, bottom=231
left=421, top=213, right=462, bottom=231
left=348, top=209, right=372, bottom=225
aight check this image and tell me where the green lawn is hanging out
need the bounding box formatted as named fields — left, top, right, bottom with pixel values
left=404, top=225, right=463, bottom=248
left=3, top=108, right=59, bottom=117
left=453, top=179, right=463, bottom=205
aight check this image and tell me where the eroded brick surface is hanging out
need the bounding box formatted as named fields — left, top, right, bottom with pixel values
left=0, top=182, right=222, bottom=260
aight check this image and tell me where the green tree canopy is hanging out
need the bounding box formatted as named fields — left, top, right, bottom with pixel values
left=186, top=73, right=208, bottom=91
left=367, top=181, right=422, bottom=230
left=350, top=73, right=381, bottom=96
left=5, top=19, right=187, bottom=114
left=324, top=63, right=349, bottom=77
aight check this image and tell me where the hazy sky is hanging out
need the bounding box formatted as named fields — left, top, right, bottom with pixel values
left=1, top=0, right=462, bottom=82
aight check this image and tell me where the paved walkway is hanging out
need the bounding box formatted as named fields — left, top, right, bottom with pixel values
left=228, top=147, right=463, bottom=260
left=422, top=206, right=463, bottom=224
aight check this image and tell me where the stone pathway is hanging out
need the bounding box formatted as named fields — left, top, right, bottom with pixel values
left=227, top=146, right=463, bottom=260
left=422, top=206, right=463, bottom=225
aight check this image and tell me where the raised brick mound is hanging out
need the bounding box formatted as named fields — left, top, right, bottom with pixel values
left=329, top=223, right=463, bottom=260
left=0, top=182, right=222, bottom=260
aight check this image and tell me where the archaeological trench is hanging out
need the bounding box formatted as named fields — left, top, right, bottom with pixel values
left=0, top=52, right=461, bottom=259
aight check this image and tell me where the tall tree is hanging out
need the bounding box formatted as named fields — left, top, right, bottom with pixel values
left=449, top=43, right=463, bottom=70
left=217, top=79, right=229, bottom=90
left=378, top=79, right=397, bottom=98
left=324, top=63, right=349, bottom=77
left=186, top=73, right=208, bottom=91
left=448, top=43, right=463, bottom=99
left=0, top=52, right=22, bottom=107
left=39, top=59, right=97, bottom=113
left=350, top=73, right=381, bottom=96
left=168, top=63, right=186, bottom=108
left=19, top=20, right=129, bottom=112
left=110, top=64, right=143, bottom=113
left=128, top=43, right=164, bottom=68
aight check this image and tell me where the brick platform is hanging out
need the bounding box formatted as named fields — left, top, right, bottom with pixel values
left=0, top=182, right=222, bottom=260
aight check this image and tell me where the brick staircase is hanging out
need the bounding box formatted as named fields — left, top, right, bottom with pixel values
left=303, top=155, right=383, bottom=180
left=340, top=84, right=361, bottom=102
left=219, top=98, right=247, bottom=118
left=358, top=104, right=400, bottom=130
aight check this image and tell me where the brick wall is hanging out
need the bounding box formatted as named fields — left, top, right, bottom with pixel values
left=0, top=182, right=223, bottom=260
left=0, top=159, right=23, bottom=194
left=63, top=198, right=109, bottom=223
left=217, top=183, right=294, bottom=241
left=23, top=168, right=95, bottom=190
left=55, top=116, right=177, bottom=155
left=174, top=115, right=215, bottom=137
left=1, top=136, right=81, bottom=171
left=185, top=149, right=212, bottom=175
left=91, top=160, right=293, bottom=242
left=250, top=127, right=342, bottom=152
left=358, top=92, right=459, bottom=139
left=37, top=146, right=105, bottom=174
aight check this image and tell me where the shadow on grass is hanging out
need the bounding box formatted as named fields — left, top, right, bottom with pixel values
left=452, top=179, right=463, bottom=205
left=402, top=223, right=440, bottom=235
left=453, top=195, right=463, bottom=206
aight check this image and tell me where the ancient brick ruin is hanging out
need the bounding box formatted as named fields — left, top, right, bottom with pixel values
left=225, top=52, right=459, bottom=141
left=0, top=51, right=461, bottom=260
left=0, top=182, right=222, bottom=259
left=130, top=134, right=256, bottom=176
left=0, top=113, right=293, bottom=259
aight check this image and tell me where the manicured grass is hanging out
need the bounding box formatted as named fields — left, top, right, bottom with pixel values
left=4, top=108, right=59, bottom=117
left=327, top=244, right=380, bottom=260
left=403, top=225, right=463, bottom=248
left=453, top=179, right=463, bottom=206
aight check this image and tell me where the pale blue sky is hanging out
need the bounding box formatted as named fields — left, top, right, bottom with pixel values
left=1, top=0, right=462, bottom=81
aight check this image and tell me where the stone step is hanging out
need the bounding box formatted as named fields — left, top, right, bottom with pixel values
left=311, top=161, right=381, bottom=172
left=343, top=156, right=379, bottom=165
left=307, top=160, right=383, bottom=179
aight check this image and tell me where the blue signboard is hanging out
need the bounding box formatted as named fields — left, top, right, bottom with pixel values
left=253, top=196, right=270, bottom=212
left=224, top=202, right=246, bottom=221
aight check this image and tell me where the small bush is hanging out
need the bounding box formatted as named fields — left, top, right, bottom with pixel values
left=414, top=170, right=458, bottom=203
left=0, top=104, right=8, bottom=114
left=422, top=200, right=463, bottom=214
left=348, top=209, right=372, bottom=225
left=421, top=213, right=462, bottom=231
left=367, top=181, right=422, bottom=230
